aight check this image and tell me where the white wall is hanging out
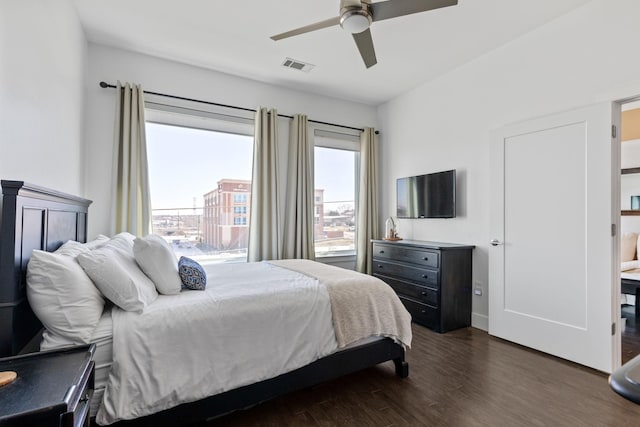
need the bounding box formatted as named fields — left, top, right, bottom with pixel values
left=85, top=44, right=378, bottom=238
left=0, top=1, right=87, bottom=195
left=377, top=0, right=640, bottom=330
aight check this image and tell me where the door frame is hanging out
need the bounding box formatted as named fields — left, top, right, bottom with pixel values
left=613, top=95, right=640, bottom=369
left=612, top=99, right=622, bottom=370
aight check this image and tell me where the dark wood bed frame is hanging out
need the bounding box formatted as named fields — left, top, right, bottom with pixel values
left=0, top=180, right=409, bottom=426
left=0, top=180, right=91, bottom=357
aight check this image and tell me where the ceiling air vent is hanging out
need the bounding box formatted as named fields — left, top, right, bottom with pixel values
left=282, top=58, right=315, bottom=73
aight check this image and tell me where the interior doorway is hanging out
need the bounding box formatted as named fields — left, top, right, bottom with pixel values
left=619, top=98, right=640, bottom=364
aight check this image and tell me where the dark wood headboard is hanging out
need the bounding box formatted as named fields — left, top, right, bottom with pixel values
left=0, top=180, right=92, bottom=357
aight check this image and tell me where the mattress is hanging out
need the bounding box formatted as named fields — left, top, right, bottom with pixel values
left=89, top=308, right=114, bottom=416
left=41, top=307, right=114, bottom=416
left=48, top=312, right=389, bottom=421
left=97, top=261, right=337, bottom=424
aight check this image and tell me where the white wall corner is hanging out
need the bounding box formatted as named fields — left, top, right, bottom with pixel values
left=472, top=312, right=489, bottom=331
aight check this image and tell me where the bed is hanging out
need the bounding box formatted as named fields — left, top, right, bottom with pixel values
left=0, top=180, right=411, bottom=426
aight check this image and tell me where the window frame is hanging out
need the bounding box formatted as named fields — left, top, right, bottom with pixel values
left=144, top=100, right=254, bottom=264
left=144, top=101, right=364, bottom=261
left=312, top=127, right=361, bottom=258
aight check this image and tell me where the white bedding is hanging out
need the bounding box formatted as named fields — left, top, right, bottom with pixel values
left=42, top=307, right=114, bottom=417
left=96, top=261, right=337, bottom=425
left=37, top=260, right=411, bottom=425
left=622, top=270, right=640, bottom=281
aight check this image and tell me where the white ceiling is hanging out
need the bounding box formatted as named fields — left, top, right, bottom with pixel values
left=72, top=0, right=592, bottom=106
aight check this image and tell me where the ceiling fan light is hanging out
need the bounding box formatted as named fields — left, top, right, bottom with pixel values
left=340, top=10, right=371, bottom=34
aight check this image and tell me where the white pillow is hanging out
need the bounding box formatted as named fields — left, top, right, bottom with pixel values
left=77, top=243, right=158, bottom=313
left=622, top=260, right=640, bottom=272
left=54, top=235, right=111, bottom=257
left=26, top=250, right=105, bottom=344
left=108, top=232, right=137, bottom=255
left=55, top=240, right=91, bottom=257
left=85, top=234, right=110, bottom=250
left=622, top=232, right=638, bottom=262
left=133, top=234, right=182, bottom=295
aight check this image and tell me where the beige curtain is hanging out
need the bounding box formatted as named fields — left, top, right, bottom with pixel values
left=355, top=127, right=379, bottom=274
left=282, top=114, right=315, bottom=260
left=248, top=108, right=282, bottom=261
left=110, top=81, right=151, bottom=237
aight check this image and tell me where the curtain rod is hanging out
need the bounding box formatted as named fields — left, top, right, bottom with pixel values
left=99, top=81, right=378, bottom=134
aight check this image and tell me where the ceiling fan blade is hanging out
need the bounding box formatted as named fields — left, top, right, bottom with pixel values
left=352, top=28, right=377, bottom=68
left=271, top=16, right=341, bottom=41
left=371, top=0, right=457, bottom=22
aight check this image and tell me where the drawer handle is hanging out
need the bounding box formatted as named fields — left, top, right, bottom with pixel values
left=379, top=250, right=384, bottom=254
left=421, top=291, right=427, bottom=296
left=378, top=265, right=383, bottom=268
left=421, top=274, right=428, bottom=278
left=421, top=310, right=427, bottom=314
left=423, top=257, right=428, bottom=261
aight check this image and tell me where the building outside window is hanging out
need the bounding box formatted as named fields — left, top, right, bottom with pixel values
left=146, top=120, right=253, bottom=264
left=203, top=179, right=251, bottom=251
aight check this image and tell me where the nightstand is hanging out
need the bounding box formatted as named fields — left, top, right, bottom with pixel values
left=0, top=344, right=95, bottom=427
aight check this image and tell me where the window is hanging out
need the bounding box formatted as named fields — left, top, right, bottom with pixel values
left=146, top=103, right=361, bottom=261
left=146, top=117, right=253, bottom=265
left=314, top=132, right=359, bottom=257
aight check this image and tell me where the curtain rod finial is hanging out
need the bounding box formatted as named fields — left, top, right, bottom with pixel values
left=99, top=81, right=108, bottom=88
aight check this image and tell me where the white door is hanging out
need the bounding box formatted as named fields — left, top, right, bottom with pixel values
left=489, top=102, right=616, bottom=373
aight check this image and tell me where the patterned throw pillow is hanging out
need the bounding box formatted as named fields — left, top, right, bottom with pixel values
left=178, top=256, right=207, bottom=290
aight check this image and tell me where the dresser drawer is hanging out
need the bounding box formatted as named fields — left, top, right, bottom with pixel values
left=399, top=297, right=439, bottom=330
left=375, top=274, right=439, bottom=307
left=61, top=360, right=94, bottom=427
left=373, top=243, right=439, bottom=268
left=373, top=259, right=438, bottom=287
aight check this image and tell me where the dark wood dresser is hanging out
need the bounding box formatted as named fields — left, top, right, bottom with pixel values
left=0, top=344, right=95, bottom=426
left=372, top=239, right=474, bottom=333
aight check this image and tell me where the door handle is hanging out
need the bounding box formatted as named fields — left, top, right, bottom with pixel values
left=490, top=239, right=503, bottom=246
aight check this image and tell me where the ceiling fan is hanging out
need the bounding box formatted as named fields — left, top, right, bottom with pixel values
left=271, top=0, right=458, bottom=69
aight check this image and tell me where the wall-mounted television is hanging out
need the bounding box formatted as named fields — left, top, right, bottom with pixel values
left=397, top=169, right=456, bottom=218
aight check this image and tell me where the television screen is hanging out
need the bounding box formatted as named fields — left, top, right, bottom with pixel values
left=397, top=170, right=456, bottom=218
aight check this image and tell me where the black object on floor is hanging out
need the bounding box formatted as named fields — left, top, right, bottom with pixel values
left=610, top=353, right=640, bottom=404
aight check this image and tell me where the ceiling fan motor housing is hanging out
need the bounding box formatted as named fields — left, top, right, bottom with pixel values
left=271, top=0, right=459, bottom=68
left=340, top=4, right=372, bottom=34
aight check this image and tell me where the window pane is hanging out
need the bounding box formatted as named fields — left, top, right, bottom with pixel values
left=314, top=146, right=356, bottom=256
left=146, top=122, right=253, bottom=264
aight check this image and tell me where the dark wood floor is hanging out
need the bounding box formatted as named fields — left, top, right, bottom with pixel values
left=197, top=325, right=640, bottom=427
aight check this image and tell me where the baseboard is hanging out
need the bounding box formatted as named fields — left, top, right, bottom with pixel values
left=472, top=313, right=488, bottom=331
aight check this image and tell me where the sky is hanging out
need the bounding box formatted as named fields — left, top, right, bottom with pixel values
left=146, top=123, right=355, bottom=210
